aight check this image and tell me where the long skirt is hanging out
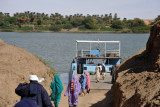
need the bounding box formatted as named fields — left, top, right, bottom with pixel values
left=68, top=93, right=78, bottom=107
left=96, top=71, right=100, bottom=81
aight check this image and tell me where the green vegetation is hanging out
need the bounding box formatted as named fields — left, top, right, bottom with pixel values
left=63, top=23, right=73, bottom=29
left=100, top=27, right=116, bottom=31
left=0, top=11, right=159, bottom=33
left=131, top=26, right=150, bottom=33
left=35, top=26, right=49, bottom=31
left=111, top=20, right=124, bottom=29
left=0, top=26, right=33, bottom=30
left=150, top=15, right=160, bottom=25
left=49, top=25, right=62, bottom=31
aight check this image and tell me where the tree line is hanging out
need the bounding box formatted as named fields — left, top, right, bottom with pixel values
left=0, top=11, right=159, bottom=33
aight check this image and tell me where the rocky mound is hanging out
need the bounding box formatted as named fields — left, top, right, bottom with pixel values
left=107, top=21, right=160, bottom=107
left=0, top=40, right=54, bottom=107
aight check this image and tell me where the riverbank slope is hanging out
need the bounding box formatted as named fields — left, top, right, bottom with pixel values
left=0, top=39, right=54, bottom=106
left=105, top=21, right=160, bottom=106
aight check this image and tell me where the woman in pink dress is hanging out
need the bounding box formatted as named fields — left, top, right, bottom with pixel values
left=85, top=73, right=90, bottom=94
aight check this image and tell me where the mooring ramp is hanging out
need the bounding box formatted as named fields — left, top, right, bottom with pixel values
left=90, top=75, right=112, bottom=90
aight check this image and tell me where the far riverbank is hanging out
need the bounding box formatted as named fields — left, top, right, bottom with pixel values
left=0, top=29, right=150, bottom=34
left=0, top=27, right=150, bottom=33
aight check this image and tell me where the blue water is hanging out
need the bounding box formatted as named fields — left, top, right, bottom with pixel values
left=0, top=32, right=149, bottom=73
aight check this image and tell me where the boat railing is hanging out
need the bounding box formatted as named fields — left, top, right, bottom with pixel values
left=78, top=50, right=90, bottom=57
left=76, top=40, right=120, bottom=58
left=77, top=49, right=120, bottom=58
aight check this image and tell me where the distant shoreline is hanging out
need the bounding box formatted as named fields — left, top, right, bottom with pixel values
left=0, top=29, right=149, bottom=34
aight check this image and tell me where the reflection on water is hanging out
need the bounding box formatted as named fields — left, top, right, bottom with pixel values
left=0, top=32, right=149, bottom=74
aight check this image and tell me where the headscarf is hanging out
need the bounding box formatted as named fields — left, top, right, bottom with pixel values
left=86, top=73, right=90, bottom=90
left=102, top=63, right=105, bottom=66
left=51, top=75, right=63, bottom=101
left=64, top=75, right=81, bottom=96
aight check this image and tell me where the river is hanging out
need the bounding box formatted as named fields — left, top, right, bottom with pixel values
left=0, top=32, right=149, bottom=73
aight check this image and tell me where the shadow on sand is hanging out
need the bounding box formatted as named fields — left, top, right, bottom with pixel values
left=90, top=90, right=113, bottom=107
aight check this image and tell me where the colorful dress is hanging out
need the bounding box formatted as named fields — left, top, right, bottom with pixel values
left=86, top=73, right=90, bottom=93
left=64, top=75, right=81, bottom=107
left=51, top=75, right=63, bottom=107
left=79, top=74, right=87, bottom=91
left=102, top=64, right=106, bottom=80
left=95, top=65, right=102, bottom=82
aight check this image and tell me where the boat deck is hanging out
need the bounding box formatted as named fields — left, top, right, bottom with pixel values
left=90, top=75, right=112, bottom=90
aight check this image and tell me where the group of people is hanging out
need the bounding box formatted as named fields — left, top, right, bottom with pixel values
left=14, top=73, right=90, bottom=107
left=64, top=73, right=90, bottom=107
left=95, top=63, right=106, bottom=83
left=79, top=73, right=90, bottom=96
left=14, top=75, right=63, bottom=107
left=14, top=75, right=54, bottom=107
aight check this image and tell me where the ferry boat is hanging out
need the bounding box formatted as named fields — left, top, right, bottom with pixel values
left=69, top=40, right=121, bottom=83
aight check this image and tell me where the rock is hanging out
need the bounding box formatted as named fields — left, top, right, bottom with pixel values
left=146, top=21, right=160, bottom=55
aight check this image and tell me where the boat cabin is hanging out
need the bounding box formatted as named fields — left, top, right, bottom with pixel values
left=70, top=40, right=121, bottom=78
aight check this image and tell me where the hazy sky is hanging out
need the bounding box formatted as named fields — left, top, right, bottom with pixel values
left=0, top=0, right=159, bottom=19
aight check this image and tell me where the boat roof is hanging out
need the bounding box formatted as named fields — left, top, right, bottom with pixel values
left=76, top=56, right=121, bottom=59
left=76, top=40, right=120, bottom=43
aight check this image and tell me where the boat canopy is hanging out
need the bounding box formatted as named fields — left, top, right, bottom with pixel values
left=75, top=40, right=121, bottom=58
left=76, top=40, right=120, bottom=43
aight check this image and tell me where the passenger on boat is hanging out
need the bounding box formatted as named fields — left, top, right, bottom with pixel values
left=79, top=74, right=87, bottom=96
left=85, top=73, right=90, bottom=94
left=102, top=64, right=106, bottom=80
left=64, top=75, right=81, bottom=107
left=95, top=63, right=102, bottom=83
left=50, top=75, right=63, bottom=107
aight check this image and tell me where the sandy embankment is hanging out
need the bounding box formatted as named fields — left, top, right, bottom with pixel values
left=105, top=21, right=160, bottom=107
left=0, top=39, right=53, bottom=107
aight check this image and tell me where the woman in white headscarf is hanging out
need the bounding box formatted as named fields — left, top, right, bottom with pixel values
left=95, top=63, right=102, bottom=83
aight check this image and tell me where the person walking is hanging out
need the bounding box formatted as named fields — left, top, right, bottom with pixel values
left=15, top=75, right=53, bottom=107
left=50, top=75, right=63, bottom=107
left=95, top=63, right=102, bottom=83
left=85, top=73, right=90, bottom=94
left=79, top=74, right=87, bottom=96
left=102, top=64, right=106, bottom=80
left=64, top=75, right=81, bottom=107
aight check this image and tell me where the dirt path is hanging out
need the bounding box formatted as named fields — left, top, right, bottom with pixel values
left=59, top=89, right=108, bottom=107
